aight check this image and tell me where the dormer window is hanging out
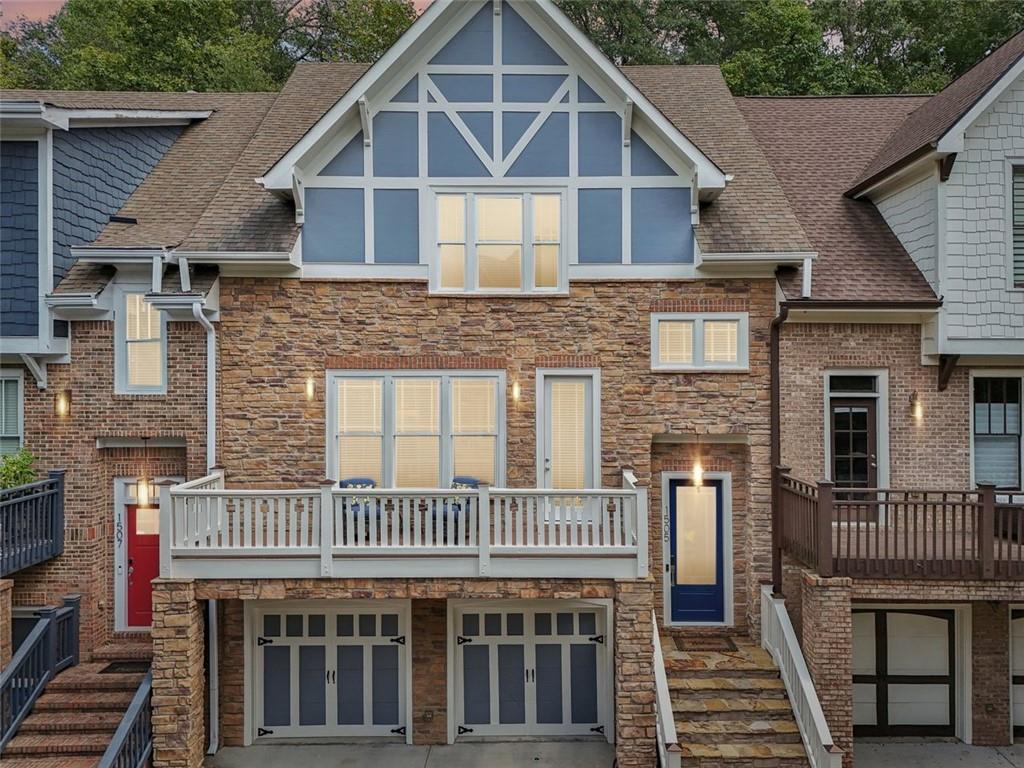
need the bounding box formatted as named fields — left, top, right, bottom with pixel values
left=434, top=191, right=565, bottom=294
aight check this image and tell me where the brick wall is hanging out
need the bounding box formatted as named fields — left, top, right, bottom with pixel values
left=780, top=322, right=971, bottom=488
left=411, top=599, right=447, bottom=744
left=972, top=602, right=1012, bottom=746
left=14, top=319, right=206, bottom=655
left=0, top=579, right=12, bottom=668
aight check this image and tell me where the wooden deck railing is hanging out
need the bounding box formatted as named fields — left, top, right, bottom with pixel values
left=0, top=471, right=66, bottom=577
left=775, top=466, right=1024, bottom=580
left=162, top=471, right=648, bottom=580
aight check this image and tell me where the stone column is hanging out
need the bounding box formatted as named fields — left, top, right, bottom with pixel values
left=972, top=601, right=1011, bottom=746
left=800, top=571, right=853, bottom=768
left=152, top=579, right=206, bottom=768
left=411, top=598, right=447, bottom=744
left=614, top=579, right=656, bottom=768
left=0, top=579, right=12, bottom=669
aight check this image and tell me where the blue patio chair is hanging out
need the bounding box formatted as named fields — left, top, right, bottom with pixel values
left=338, top=478, right=379, bottom=543
left=432, top=476, right=481, bottom=543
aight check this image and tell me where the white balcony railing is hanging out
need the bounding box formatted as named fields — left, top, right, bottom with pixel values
left=160, top=470, right=648, bottom=580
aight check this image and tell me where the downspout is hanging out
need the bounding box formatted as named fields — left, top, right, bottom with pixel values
left=190, top=299, right=219, bottom=754
left=769, top=299, right=790, bottom=596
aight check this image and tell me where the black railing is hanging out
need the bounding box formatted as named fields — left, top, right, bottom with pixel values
left=98, top=671, right=153, bottom=768
left=0, top=470, right=66, bottom=577
left=0, top=594, right=81, bottom=750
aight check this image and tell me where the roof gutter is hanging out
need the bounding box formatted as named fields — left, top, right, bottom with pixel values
left=781, top=298, right=942, bottom=310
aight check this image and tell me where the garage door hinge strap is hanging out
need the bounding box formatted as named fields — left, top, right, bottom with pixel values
left=257, top=637, right=273, bottom=646
left=257, top=728, right=274, bottom=736
left=390, top=635, right=406, bottom=645
left=458, top=726, right=474, bottom=735
left=391, top=727, right=406, bottom=735
left=588, top=635, right=605, bottom=644
left=456, top=636, right=472, bottom=645
left=590, top=725, right=605, bottom=734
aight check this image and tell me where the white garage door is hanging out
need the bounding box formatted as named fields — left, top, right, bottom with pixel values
left=1013, top=610, right=1023, bottom=737
left=453, top=604, right=609, bottom=738
left=253, top=603, right=407, bottom=739
left=853, top=609, right=955, bottom=736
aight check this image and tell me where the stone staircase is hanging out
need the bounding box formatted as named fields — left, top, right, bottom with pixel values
left=662, top=633, right=809, bottom=767
left=1, top=643, right=152, bottom=768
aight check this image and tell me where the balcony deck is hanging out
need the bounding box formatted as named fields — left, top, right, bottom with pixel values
left=0, top=471, right=66, bottom=578
left=776, top=470, right=1024, bottom=581
left=159, top=471, right=648, bottom=580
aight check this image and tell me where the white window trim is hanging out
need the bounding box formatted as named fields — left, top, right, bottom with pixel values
left=534, top=368, right=601, bottom=489
left=660, top=470, right=735, bottom=628
left=968, top=369, right=1024, bottom=492
left=113, top=285, right=167, bottom=395
left=0, top=368, right=24, bottom=453
left=650, top=312, right=749, bottom=372
left=428, top=188, right=569, bottom=295
left=325, top=369, right=507, bottom=488
left=822, top=369, right=891, bottom=490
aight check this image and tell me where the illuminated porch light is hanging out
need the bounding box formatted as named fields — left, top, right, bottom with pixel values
left=305, top=377, right=316, bottom=402
left=910, top=391, right=923, bottom=422
left=54, top=390, right=71, bottom=418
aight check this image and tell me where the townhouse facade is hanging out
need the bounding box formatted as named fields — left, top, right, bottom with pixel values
left=0, top=3, right=1022, bottom=767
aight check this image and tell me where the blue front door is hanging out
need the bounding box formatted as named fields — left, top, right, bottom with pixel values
left=668, top=479, right=725, bottom=623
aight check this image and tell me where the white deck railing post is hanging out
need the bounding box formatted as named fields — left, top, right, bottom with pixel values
left=478, top=484, right=490, bottom=576
left=158, top=481, right=174, bottom=578
left=636, top=486, right=649, bottom=577
left=320, top=482, right=334, bottom=577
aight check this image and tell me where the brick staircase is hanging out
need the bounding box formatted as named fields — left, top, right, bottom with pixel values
left=662, top=633, right=809, bottom=767
left=1, top=643, right=152, bottom=768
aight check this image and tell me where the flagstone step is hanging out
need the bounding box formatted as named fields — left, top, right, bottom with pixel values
left=680, top=742, right=809, bottom=766
left=676, top=718, right=803, bottom=744
left=673, top=696, right=796, bottom=719
left=0, top=758, right=100, bottom=768
left=669, top=675, right=788, bottom=696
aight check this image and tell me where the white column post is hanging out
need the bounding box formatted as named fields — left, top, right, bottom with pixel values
left=478, top=484, right=490, bottom=576
left=158, top=480, right=174, bottom=578
left=320, top=481, right=334, bottom=577
left=636, top=486, right=649, bottom=577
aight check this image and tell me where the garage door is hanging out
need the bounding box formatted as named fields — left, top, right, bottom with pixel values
left=853, top=609, right=955, bottom=736
left=454, top=605, right=608, bottom=738
left=1013, top=610, right=1023, bottom=737
left=254, top=604, right=407, bottom=739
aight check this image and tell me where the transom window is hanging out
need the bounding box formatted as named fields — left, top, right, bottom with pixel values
left=974, top=375, right=1022, bottom=490
left=116, top=291, right=166, bottom=394
left=436, top=191, right=563, bottom=293
left=329, top=372, right=504, bottom=488
left=650, top=313, right=749, bottom=371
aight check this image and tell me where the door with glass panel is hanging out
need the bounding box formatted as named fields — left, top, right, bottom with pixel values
left=668, top=479, right=725, bottom=623
left=254, top=604, right=406, bottom=739
left=454, top=605, right=607, bottom=737
left=542, top=376, right=594, bottom=489
left=830, top=398, right=877, bottom=500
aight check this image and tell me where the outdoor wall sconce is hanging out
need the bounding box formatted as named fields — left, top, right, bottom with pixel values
left=305, top=377, right=316, bottom=402
left=54, top=389, right=71, bottom=419
left=511, top=380, right=521, bottom=402
left=910, top=391, right=923, bottom=422
left=137, top=436, right=154, bottom=508
left=692, top=458, right=704, bottom=488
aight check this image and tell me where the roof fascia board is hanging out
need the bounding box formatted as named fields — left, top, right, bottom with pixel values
left=260, top=0, right=726, bottom=193
left=698, top=250, right=816, bottom=265
left=786, top=306, right=941, bottom=324
left=936, top=54, right=1024, bottom=153
left=47, top=108, right=212, bottom=128
left=861, top=156, right=939, bottom=203
left=72, top=247, right=166, bottom=264
left=0, top=101, right=69, bottom=130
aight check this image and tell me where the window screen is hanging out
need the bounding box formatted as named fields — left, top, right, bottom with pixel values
left=974, top=377, right=1022, bottom=489
left=0, top=378, right=21, bottom=455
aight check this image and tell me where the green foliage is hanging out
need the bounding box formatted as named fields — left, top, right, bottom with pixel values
left=0, top=449, right=38, bottom=490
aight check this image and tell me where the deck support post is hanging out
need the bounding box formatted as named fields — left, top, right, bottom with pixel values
left=979, top=484, right=995, bottom=579
left=817, top=481, right=834, bottom=578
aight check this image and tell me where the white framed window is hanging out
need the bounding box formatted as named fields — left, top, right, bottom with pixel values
left=115, top=289, right=166, bottom=394
left=327, top=371, right=505, bottom=488
left=0, top=370, right=23, bottom=455
left=650, top=313, right=749, bottom=371
left=972, top=372, right=1023, bottom=490
left=433, top=190, right=566, bottom=294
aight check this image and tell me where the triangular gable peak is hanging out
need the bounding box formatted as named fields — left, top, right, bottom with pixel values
left=260, top=0, right=725, bottom=196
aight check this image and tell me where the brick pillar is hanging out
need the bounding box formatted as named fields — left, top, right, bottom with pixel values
left=411, top=598, right=447, bottom=744
left=0, top=579, right=12, bottom=669
left=614, top=580, right=656, bottom=768
left=972, top=602, right=1011, bottom=746
left=152, top=579, right=206, bottom=768
left=800, top=571, right=853, bottom=768
left=219, top=599, right=245, bottom=746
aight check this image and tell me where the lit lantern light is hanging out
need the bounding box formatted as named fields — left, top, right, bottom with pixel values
left=137, top=476, right=152, bottom=507
left=137, top=436, right=155, bottom=509
left=54, top=390, right=71, bottom=418
left=511, top=380, right=521, bottom=402
left=910, top=391, right=923, bottom=422
left=305, top=377, right=316, bottom=402
left=692, top=458, right=704, bottom=488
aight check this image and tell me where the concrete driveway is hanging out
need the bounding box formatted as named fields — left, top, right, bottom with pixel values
left=210, top=741, right=616, bottom=768
left=855, top=740, right=1024, bottom=768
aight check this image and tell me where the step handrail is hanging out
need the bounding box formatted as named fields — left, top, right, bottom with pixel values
left=0, top=594, right=81, bottom=750
left=760, top=585, right=842, bottom=768
left=652, top=611, right=682, bottom=768
left=98, top=670, right=153, bottom=768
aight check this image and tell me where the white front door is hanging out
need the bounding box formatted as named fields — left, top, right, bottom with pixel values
left=453, top=604, right=608, bottom=738
left=253, top=603, right=408, bottom=739
left=542, top=376, right=594, bottom=489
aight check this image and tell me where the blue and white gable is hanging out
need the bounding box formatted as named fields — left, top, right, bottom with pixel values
left=263, top=0, right=726, bottom=284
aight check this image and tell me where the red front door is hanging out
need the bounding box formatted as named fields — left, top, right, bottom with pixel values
left=127, top=503, right=160, bottom=627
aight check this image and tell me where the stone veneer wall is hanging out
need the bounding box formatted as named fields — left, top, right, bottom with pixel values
left=0, top=579, right=12, bottom=668
left=780, top=322, right=971, bottom=488
left=198, top=578, right=654, bottom=767
left=14, top=320, right=207, bottom=656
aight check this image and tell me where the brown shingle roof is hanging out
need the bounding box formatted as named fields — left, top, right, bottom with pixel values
left=850, top=29, right=1024, bottom=194
left=738, top=95, right=937, bottom=302
left=622, top=66, right=811, bottom=255
left=51, top=263, right=114, bottom=296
